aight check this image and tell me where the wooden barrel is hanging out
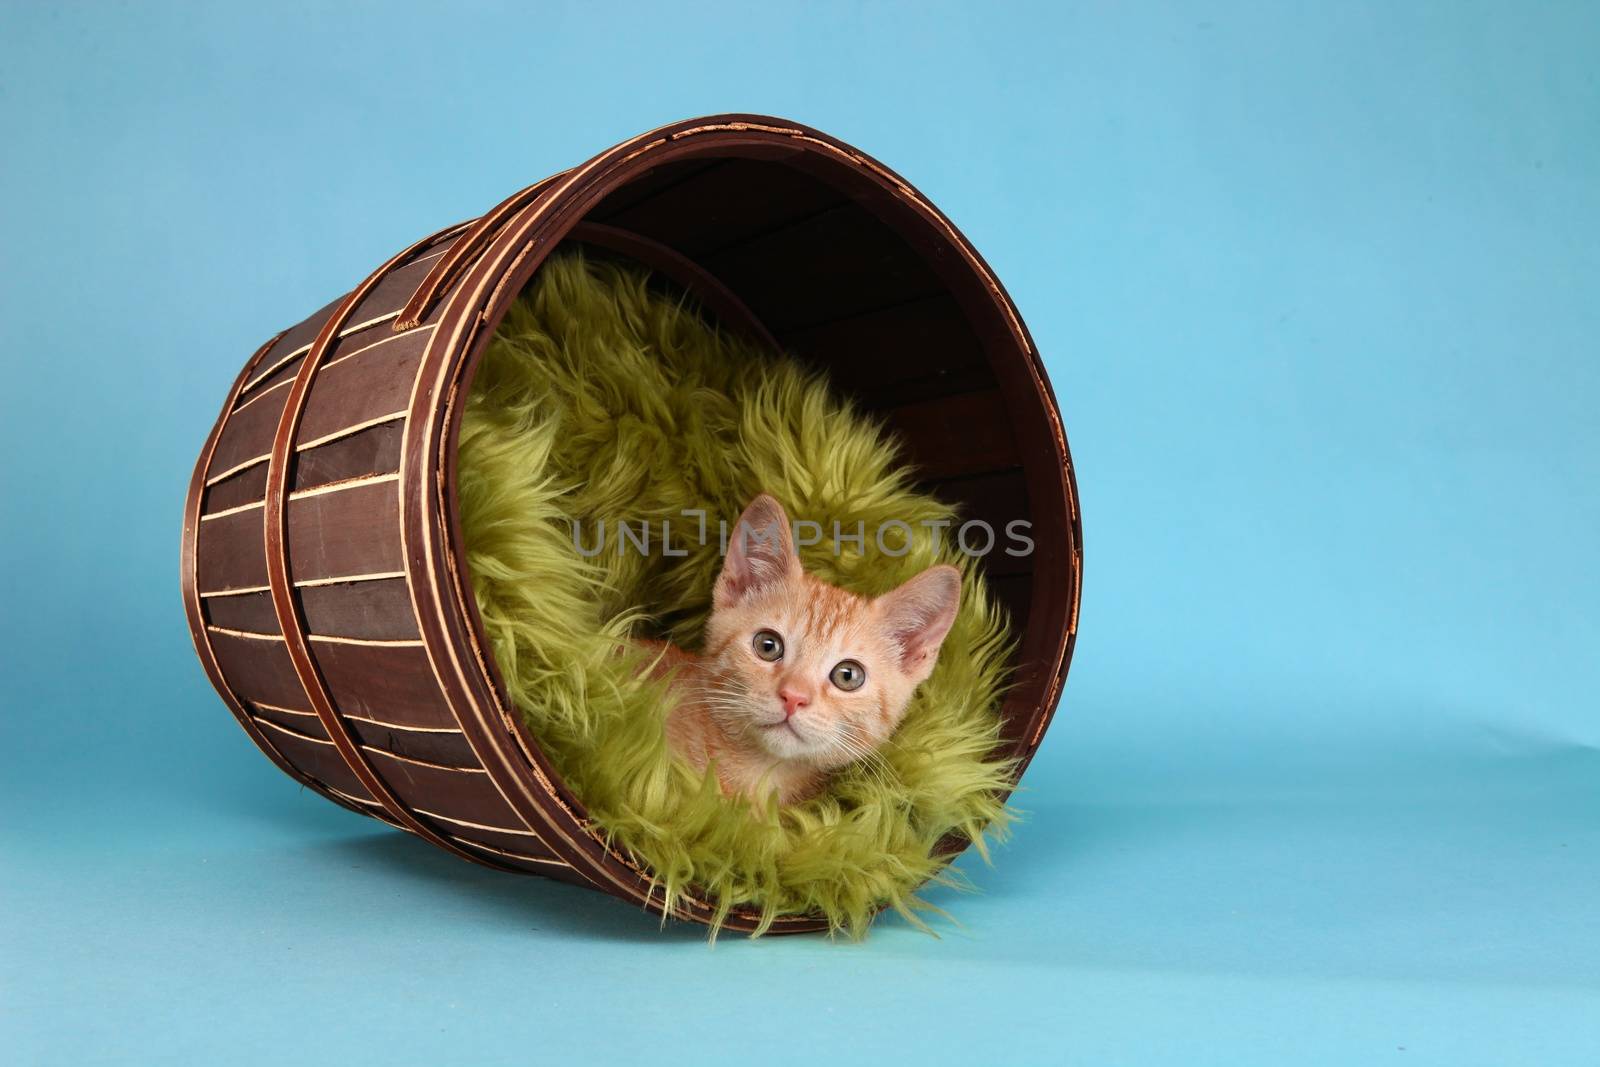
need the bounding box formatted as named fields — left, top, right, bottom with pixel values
left=181, top=115, right=1083, bottom=934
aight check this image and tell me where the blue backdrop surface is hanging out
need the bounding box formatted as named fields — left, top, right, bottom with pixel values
left=2, top=2, right=1596, bottom=1064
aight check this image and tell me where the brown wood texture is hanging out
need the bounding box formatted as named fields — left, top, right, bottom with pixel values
left=181, top=115, right=1083, bottom=934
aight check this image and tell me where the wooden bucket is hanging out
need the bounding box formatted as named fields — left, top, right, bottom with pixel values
left=181, top=115, right=1083, bottom=934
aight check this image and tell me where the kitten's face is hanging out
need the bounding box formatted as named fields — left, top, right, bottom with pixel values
left=702, top=495, right=961, bottom=769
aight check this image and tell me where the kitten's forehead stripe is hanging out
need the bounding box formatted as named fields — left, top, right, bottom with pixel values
left=795, top=576, right=864, bottom=649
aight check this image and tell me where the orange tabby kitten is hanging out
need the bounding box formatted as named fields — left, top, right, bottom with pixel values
left=641, top=494, right=961, bottom=805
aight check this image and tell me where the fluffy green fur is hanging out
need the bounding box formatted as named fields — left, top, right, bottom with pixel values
left=457, top=251, right=1017, bottom=936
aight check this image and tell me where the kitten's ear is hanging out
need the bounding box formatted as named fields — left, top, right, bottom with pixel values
left=877, top=564, right=962, bottom=683
left=715, top=494, right=799, bottom=608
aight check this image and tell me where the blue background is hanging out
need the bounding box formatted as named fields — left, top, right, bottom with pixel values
left=3, top=2, right=1596, bottom=1063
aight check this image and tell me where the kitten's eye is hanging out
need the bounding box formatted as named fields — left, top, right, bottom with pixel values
left=829, top=659, right=866, bottom=691
left=751, top=629, right=784, bottom=661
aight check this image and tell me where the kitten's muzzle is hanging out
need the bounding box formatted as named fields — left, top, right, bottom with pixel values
left=778, top=685, right=811, bottom=718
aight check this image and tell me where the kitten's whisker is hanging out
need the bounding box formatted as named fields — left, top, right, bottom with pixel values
left=833, top=727, right=901, bottom=790
left=829, top=730, right=897, bottom=790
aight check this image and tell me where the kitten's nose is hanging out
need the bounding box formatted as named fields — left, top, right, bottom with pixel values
left=779, top=687, right=810, bottom=718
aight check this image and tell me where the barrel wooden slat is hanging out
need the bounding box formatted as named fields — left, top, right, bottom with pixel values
left=339, top=251, right=454, bottom=334
left=293, top=422, right=405, bottom=493
left=781, top=292, right=987, bottom=400
left=249, top=700, right=320, bottom=733
left=284, top=480, right=404, bottom=582
left=184, top=115, right=1082, bottom=935
left=599, top=157, right=848, bottom=258
left=203, top=589, right=280, bottom=634
left=316, top=318, right=414, bottom=369
left=202, top=462, right=270, bottom=514
left=296, top=327, right=432, bottom=447
left=703, top=203, right=947, bottom=334
left=932, top=467, right=1033, bottom=578
left=448, top=832, right=566, bottom=867
left=239, top=353, right=309, bottom=403
left=241, top=294, right=344, bottom=394
left=208, top=631, right=310, bottom=712
left=360, top=747, right=528, bottom=829
left=449, top=836, right=572, bottom=875
left=311, top=640, right=455, bottom=728
left=589, top=157, right=724, bottom=220
left=299, top=577, right=419, bottom=641
left=879, top=388, right=1019, bottom=482
left=251, top=715, right=382, bottom=801
left=210, top=385, right=289, bottom=477
left=197, top=509, right=268, bottom=592
left=343, top=717, right=480, bottom=768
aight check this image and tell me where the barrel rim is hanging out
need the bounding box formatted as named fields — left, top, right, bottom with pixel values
left=404, top=114, right=1083, bottom=930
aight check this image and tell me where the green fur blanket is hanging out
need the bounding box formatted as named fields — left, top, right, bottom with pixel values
left=457, top=250, right=1016, bottom=936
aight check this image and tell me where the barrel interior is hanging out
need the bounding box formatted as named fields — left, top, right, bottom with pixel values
left=566, top=151, right=1071, bottom=752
